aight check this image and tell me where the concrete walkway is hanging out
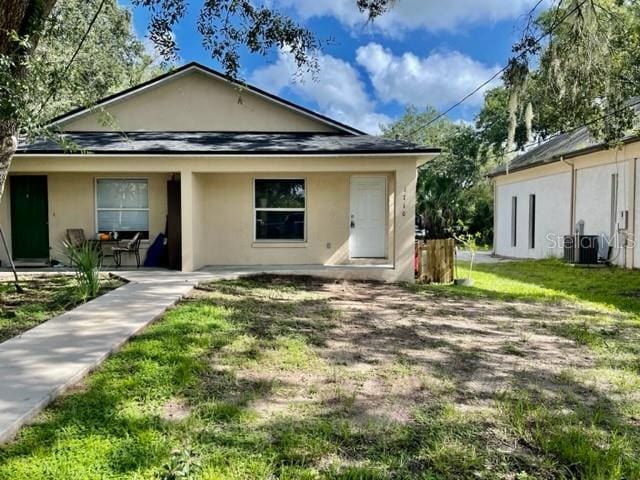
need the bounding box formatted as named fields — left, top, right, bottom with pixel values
left=0, top=264, right=395, bottom=444
left=0, top=272, right=208, bottom=445
left=456, top=250, right=513, bottom=264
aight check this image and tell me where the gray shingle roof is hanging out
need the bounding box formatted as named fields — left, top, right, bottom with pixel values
left=17, top=131, right=438, bottom=155
left=491, top=127, right=599, bottom=176
left=492, top=100, right=640, bottom=176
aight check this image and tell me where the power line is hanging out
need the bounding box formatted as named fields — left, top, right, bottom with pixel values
left=405, top=0, right=581, bottom=138
left=37, top=0, right=107, bottom=118
left=527, top=0, right=548, bottom=18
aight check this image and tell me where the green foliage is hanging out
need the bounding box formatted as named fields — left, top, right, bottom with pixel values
left=160, top=447, right=201, bottom=480
left=135, top=0, right=394, bottom=77
left=1, top=0, right=165, bottom=139
left=453, top=231, right=481, bottom=279
left=505, top=0, right=640, bottom=148
left=476, top=86, right=532, bottom=154
left=63, top=240, right=102, bottom=300
left=383, top=106, right=494, bottom=243
left=29, top=0, right=166, bottom=122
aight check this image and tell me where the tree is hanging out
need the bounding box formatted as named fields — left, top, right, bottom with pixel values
left=505, top=0, right=640, bottom=150
left=30, top=0, right=164, bottom=122
left=0, top=0, right=57, bottom=202
left=0, top=0, right=397, bottom=205
left=383, top=107, right=494, bottom=243
left=476, top=86, right=528, bottom=155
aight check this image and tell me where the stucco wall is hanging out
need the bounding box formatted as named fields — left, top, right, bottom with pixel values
left=495, top=169, right=571, bottom=259
left=6, top=153, right=424, bottom=281
left=0, top=172, right=170, bottom=267
left=191, top=172, right=395, bottom=268
left=494, top=143, right=640, bottom=266
left=574, top=160, right=631, bottom=267
left=634, top=159, right=640, bottom=268
left=59, top=70, right=340, bottom=133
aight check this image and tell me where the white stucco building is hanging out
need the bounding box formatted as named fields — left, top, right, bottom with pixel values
left=491, top=123, right=640, bottom=268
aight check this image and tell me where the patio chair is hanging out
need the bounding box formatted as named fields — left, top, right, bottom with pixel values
left=112, top=232, right=142, bottom=268
left=66, top=228, right=86, bottom=248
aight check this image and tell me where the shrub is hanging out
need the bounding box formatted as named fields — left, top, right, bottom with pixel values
left=63, top=240, right=101, bottom=299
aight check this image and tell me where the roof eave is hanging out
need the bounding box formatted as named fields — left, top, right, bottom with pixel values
left=489, top=135, right=640, bottom=178
left=15, top=148, right=440, bottom=156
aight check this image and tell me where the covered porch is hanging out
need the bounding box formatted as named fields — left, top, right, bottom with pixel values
left=7, top=132, right=429, bottom=282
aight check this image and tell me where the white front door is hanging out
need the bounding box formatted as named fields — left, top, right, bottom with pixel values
left=350, top=176, right=387, bottom=258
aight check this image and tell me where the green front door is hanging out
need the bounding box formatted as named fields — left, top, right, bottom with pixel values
left=10, top=176, right=49, bottom=260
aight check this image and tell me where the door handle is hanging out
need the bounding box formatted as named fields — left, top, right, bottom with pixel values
left=350, top=220, right=355, bottom=228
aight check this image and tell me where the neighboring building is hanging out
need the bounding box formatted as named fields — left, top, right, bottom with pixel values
left=1, top=62, right=438, bottom=281
left=491, top=119, right=640, bottom=268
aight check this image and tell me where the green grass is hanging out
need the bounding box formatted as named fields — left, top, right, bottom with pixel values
left=1, top=266, right=639, bottom=479
left=0, top=274, right=123, bottom=343
left=423, top=258, right=640, bottom=313
left=413, top=259, right=640, bottom=480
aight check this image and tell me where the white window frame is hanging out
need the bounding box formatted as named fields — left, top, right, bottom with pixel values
left=253, top=177, right=307, bottom=243
left=94, top=177, right=150, bottom=236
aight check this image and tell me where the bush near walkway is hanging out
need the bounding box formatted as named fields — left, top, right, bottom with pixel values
left=0, top=263, right=638, bottom=479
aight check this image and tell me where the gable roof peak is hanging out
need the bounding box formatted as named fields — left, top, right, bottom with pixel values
left=49, top=61, right=366, bottom=135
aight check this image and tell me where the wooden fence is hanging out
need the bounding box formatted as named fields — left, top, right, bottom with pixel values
left=416, top=239, right=455, bottom=284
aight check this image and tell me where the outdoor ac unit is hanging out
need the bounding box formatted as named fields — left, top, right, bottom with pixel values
left=563, top=235, right=599, bottom=264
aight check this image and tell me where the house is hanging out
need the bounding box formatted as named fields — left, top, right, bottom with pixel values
left=491, top=111, right=640, bottom=268
left=1, top=62, right=438, bottom=282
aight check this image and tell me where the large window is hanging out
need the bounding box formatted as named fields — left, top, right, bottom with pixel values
left=511, top=196, right=518, bottom=247
left=528, top=194, right=536, bottom=249
left=611, top=173, right=619, bottom=237
left=254, top=179, right=305, bottom=241
left=96, top=178, right=149, bottom=239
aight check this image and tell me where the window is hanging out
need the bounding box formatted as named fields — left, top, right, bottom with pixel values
left=96, top=178, right=149, bottom=239
left=528, top=194, right=536, bottom=249
left=511, top=196, right=518, bottom=247
left=611, top=173, right=619, bottom=237
left=254, top=179, right=305, bottom=241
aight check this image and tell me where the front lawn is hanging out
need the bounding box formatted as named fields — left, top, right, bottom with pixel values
left=0, top=274, right=124, bottom=343
left=433, top=258, right=640, bottom=313
left=0, top=266, right=638, bottom=479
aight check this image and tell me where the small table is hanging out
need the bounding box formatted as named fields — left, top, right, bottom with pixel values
left=88, top=239, right=120, bottom=265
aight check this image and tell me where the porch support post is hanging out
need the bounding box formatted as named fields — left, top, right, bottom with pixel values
left=180, top=170, right=194, bottom=272
left=395, top=165, right=417, bottom=283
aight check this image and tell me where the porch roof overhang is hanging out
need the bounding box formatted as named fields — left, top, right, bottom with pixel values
left=17, top=131, right=439, bottom=157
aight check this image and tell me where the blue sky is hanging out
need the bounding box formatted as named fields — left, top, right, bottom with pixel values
left=121, top=0, right=546, bottom=134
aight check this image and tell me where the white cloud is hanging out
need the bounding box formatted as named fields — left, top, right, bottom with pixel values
left=356, top=43, right=501, bottom=110
left=251, top=51, right=392, bottom=134
left=276, top=0, right=547, bottom=35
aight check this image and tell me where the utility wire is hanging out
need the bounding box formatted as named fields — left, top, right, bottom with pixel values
left=36, top=0, right=107, bottom=118
left=527, top=0, right=548, bottom=17
left=404, top=0, right=582, bottom=138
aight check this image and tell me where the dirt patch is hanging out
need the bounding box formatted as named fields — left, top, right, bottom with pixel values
left=315, top=280, right=594, bottom=420
left=201, top=276, right=596, bottom=427
left=160, top=398, right=192, bottom=422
